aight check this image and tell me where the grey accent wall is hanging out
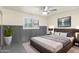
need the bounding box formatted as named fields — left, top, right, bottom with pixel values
left=0, top=26, right=1, bottom=46
left=22, top=29, right=32, bottom=42
left=23, top=26, right=47, bottom=42
left=3, top=26, right=47, bottom=44
left=11, top=26, right=23, bottom=43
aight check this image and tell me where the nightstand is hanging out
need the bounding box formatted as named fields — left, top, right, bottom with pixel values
left=47, top=34, right=51, bottom=35
left=74, top=38, right=79, bottom=47
left=74, top=32, right=79, bottom=47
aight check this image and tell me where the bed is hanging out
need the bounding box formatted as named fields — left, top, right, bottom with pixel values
left=30, top=29, right=75, bottom=53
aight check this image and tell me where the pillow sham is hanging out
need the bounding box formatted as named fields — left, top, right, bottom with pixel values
left=60, top=32, right=67, bottom=37
left=54, top=32, right=60, bottom=36
left=67, top=32, right=72, bottom=37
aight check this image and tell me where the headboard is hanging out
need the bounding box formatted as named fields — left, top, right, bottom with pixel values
left=54, top=28, right=75, bottom=37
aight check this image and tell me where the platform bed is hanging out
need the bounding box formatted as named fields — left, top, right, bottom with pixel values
left=30, top=39, right=73, bottom=53
left=30, top=29, right=75, bottom=53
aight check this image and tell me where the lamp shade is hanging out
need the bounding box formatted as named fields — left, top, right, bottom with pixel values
left=49, top=26, right=54, bottom=28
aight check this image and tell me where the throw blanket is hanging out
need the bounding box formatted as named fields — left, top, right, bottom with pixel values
left=40, top=35, right=71, bottom=47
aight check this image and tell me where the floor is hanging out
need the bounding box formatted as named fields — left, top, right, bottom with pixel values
left=23, top=42, right=39, bottom=53
left=0, top=43, right=27, bottom=53
left=23, top=42, right=79, bottom=53
left=68, top=46, right=79, bottom=53
left=0, top=42, right=79, bottom=53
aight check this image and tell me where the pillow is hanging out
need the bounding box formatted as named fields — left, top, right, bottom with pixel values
left=67, top=32, right=72, bottom=37
left=54, top=32, right=60, bottom=36
left=60, top=32, right=67, bottom=37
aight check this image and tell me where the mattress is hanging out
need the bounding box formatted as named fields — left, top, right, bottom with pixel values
left=31, top=36, right=74, bottom=53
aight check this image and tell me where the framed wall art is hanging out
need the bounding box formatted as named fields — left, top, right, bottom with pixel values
left=58, top=16, right=71, bottom=27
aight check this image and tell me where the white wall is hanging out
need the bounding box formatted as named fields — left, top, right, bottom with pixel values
left=1, top=7, right=79, bottom=29
left=47, top=8, right=79, bottom=28
left=0, top=8, right=47, bottom=26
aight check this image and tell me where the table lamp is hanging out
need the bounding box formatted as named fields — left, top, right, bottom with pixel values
left=48, top=26, right=54, bottom=34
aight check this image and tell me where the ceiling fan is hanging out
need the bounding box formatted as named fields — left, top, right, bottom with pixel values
left=41, top=6, right=57, bottom=15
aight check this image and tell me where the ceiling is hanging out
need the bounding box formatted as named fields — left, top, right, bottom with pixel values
left=3, top=6, right=79, bottom=16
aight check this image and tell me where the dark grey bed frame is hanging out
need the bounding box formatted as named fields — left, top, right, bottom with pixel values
left=30, top=28, right=75, bottom=53
left=30, top=40, right=73, bottom=53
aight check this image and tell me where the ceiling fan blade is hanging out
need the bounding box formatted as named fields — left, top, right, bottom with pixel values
left=41, top=6, right=57, bottom=15
left=49, top=9, right=57, bottom=11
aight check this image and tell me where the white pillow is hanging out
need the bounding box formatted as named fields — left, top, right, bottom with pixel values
left=60, top=32, right=67, bottom=37
left=54, top=32, right=60, bottom=36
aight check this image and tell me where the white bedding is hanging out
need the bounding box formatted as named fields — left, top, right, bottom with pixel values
left=31, top=36, right=74, bottom=53
left=66, top=37, right=74, bottom=42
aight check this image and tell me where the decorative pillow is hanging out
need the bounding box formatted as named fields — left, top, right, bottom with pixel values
left=67, top=32, right=72, bottom=37
left=60, top=32, right=67, bottom=37
left=54, top=32, right=60, bottom=36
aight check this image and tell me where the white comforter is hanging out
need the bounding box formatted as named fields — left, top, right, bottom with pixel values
left=31, top=37, right=63, bottom=53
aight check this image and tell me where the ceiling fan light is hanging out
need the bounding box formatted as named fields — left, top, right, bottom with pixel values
left=42, top=11, right=48, bottom=15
